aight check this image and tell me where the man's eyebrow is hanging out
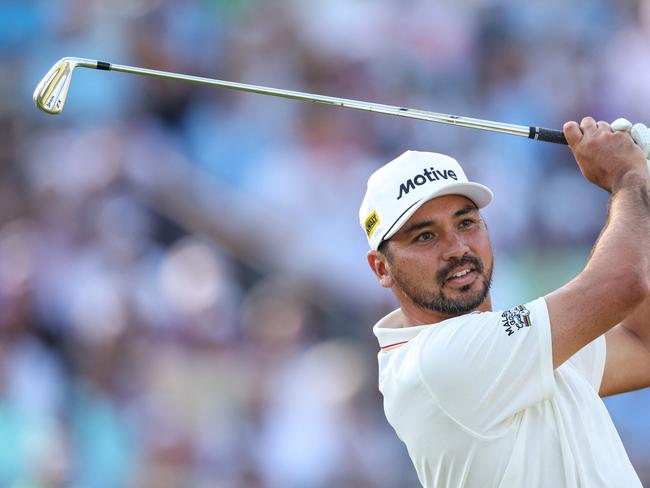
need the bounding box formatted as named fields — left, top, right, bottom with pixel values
left=453, top=205, right=479, bottom=218
left=401, top=220, right=434, bottom=236
left=401, top=206, right=479, bottom=236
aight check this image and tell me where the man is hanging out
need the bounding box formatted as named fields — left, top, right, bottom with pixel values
left=359, top=117, right=650, bottom=487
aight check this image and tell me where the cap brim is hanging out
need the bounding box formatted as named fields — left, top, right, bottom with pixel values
left=378, top=182, right=493, bottom=246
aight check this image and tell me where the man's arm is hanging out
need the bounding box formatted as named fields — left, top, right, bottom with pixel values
left=598, top=121, right=650, bottom=397
left=599, top=306, right=650, bottom=396
left=545, top=117, right=650, bottom=369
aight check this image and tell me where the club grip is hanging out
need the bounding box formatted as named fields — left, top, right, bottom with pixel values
left=529, top=126, right=568, bottom=145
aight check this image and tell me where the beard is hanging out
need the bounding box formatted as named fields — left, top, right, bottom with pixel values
left=391, top=255, right=493, bottom=316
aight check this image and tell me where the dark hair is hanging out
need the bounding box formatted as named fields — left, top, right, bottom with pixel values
left=378, top=239, right=392, bottom=262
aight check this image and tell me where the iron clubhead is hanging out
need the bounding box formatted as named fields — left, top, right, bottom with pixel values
left=33, top=57, right=96, bottom=114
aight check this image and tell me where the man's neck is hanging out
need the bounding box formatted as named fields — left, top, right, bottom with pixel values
left=399, top=295, right=493, bottom=327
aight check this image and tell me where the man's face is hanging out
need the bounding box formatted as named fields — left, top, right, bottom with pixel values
left=374, top=195, right=493, bottom=318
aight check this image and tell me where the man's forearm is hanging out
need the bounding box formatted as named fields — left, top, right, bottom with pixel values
left=584, top=172, right=650, bottom=302
left=547, top=172, right=650, bottom=367
left=616, top=170, right=650, bottom=351
left=591, top=172, right=650, bottom=277
left=619, top=173, right=650, bottom=350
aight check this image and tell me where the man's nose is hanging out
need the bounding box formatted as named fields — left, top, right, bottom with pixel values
left=441, top=231, right=470, bottom=261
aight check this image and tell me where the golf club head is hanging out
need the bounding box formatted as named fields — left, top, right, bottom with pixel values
left=33, top=57, right=96, bottom=115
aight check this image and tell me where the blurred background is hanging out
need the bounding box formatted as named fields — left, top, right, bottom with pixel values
left=1, top=0, right=649, bottom=486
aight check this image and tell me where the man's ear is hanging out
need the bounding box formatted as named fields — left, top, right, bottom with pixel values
left=367, top=250, right=393, bottom=288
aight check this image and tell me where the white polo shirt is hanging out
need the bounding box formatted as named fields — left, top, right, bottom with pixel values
left=373, top=297, right=641, bottom=487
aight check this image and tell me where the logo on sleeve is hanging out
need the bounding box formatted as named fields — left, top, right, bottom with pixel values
left=501, top=305, right=532, bottom=336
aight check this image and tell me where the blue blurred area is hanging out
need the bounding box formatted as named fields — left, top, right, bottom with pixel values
left=1, top=0, right=649, bottom=486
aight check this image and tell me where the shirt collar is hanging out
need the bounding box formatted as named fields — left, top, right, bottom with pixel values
left=372, top=308, right=483, bottom=349
left=372, top=308, right=429, bottom=349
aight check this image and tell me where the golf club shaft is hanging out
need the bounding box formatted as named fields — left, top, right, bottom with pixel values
left=46, top=58, right=570, bottom=145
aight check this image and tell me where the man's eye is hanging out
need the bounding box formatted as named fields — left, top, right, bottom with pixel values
left=459, top=219, right=475, bottom=228
left=416, top=232, right=434, bottom=242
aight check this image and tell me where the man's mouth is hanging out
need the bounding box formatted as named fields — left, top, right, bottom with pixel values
left=437, top=256, right=484, bottom=287
left=445, top=266, right=477, bottom=286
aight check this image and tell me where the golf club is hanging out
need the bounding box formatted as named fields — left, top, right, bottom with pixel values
left=34, top=57, right=568, bottom=145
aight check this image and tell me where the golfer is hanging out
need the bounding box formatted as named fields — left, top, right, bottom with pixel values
left=359, top=117, right=650, bottom=487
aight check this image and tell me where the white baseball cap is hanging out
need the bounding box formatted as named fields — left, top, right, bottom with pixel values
left=359, top=150, right=493, bottom=250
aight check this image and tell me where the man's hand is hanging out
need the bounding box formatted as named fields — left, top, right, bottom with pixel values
left=563, top=117, right=648, bottom=193
left=611, top=118, right=650, bottom=171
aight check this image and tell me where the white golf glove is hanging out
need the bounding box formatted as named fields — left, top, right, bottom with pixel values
left=611, top=117, right=650, bottom=172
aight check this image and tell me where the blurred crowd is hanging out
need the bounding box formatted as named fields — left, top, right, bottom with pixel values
left=1, top=0, right=650, bottom=486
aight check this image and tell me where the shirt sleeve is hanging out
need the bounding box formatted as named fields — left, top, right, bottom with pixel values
left=566, top=335, right=606, bottom=392
left=415, top=297, right=555, bottom=435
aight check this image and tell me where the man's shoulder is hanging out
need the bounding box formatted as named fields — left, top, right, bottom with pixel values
left=410, top=310, right=496, bottom=350
left=414, top=298, right=548, bottom=349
